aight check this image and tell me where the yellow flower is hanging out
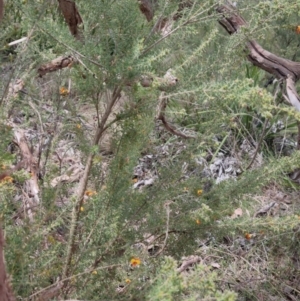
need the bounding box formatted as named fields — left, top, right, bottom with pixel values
left=130, top=257, right=141, bottom=267
left=59, top=86, right=69, bottom=96
left=132, top=178, right=138, bottom=183
left=80, top=206, right=84, bottom=212
left=197, top=189, right=203, bottom=196
left=76, top=124, right=81, bottom=129
left=196, top=219, right=201, bottom=225
left=296, top=25, right=300, bottom=34
left=125, top=278, right=131, bottom=283
left=92, top=270, right=97, bottom=275
left=183, top=187, right=188, bottom=192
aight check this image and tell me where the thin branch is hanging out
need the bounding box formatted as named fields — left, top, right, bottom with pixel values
left=153, top=201, right=172, bottom=257
left=39, top=28, right=104, bottom=69
left=157, top=93, right=195, bottom=139
left=28, top=101, right=44, bottom=133
left=140, top=3, right=217, bottom=56
left=61, top=84, right=123, bottom=285
left=26, top=264, right=122, bottom=301
left=245, top=118, right=268, bottom=170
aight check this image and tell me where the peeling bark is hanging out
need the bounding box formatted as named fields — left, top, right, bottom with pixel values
left=217, top=4, right=300, bottom=81
left=0, top=227, right=16, bottom=301
left=204, top=2, right=300, bottom=152
left=58, top=0, right=83, bottom=40
left=217, top=3, right=300, bottom=148
left=14, top=129, right=40, bottom=219
left=38, top=55, right=76, bottom=77
left=139, top=0, right=156, bottom=22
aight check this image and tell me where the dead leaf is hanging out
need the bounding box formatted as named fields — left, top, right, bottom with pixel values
left=211, top=262, right=220, bottom=269
left=231, top=208, right=243, bottom=219
left=8, top=79, right=24, bottom=98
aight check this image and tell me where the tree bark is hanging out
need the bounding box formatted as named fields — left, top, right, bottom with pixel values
left=57, top=0, right=83, bottom=40
left=216, top=4, right=300, bottom=82
left=0, top=227, right=16, bottom=301
left=0, top=0, right=3, bottom=22
left=216, top=3, right=300, bottom=148
left=139, top=0, right=156, bottom=22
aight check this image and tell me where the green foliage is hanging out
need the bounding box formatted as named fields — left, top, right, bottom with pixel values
left=147, top=257, right=237, bottom=301
left=1, top=0, right=300, bottom=300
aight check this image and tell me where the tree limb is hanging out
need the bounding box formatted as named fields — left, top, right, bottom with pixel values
left=57, top=0, right=83, bottom=40
left=217, top=4, right=300, bottom=81
left=157, top=93, right=195, bottom=139
left=38, top=55, right=76, bottom=77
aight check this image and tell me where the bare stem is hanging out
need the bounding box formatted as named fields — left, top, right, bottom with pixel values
left=61, top=85, right=122, bottom=286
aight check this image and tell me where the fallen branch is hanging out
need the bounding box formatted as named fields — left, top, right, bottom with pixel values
left=13, top=129, right=40, bottom=211
left=217, top=3, right=300, bottom=88
left=38, top=55, right=76, bottom=77
left=177, top=255, right=202, bottom=273
left=216, top=2, right=300, bottom=149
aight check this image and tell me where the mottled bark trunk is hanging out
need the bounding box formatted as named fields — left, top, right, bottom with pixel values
left=0, top=227, right=15, bottom=301
left=0, top=0, right=4, bottom=22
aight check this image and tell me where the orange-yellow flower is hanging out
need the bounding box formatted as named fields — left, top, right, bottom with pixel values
left=125, top=278, right=131, bottom=283
left=245, top=233, right=252, bottom=240
left=196, top=219, right=201, bottom=225
left=59, top=86, right=69, bottom=96
left=130, top=257, right=141, bottom=267
left=92, top=270, right=97, bottom=275
left=80, top=206, right=84, bottom=212
left=1, top=176, right=13, bottom=183
left=197, top=189, right=203, bottom=196
left=85, top=190, right=97, bottom=197
left=76, top=124, right=81, bottom=129
left=296, top=26, right=300, bottom=34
